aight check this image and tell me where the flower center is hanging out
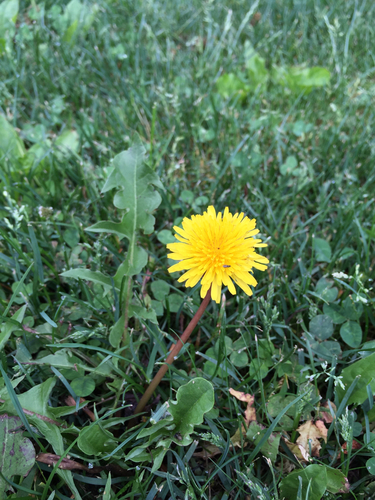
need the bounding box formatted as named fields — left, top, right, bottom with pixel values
left=206, top=246, right=227, bottom=268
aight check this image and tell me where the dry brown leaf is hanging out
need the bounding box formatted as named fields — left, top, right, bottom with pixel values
left=65, top=395, right=76, bottom=406
left=65, top=395, right=95, bottom=422
left=193, top=443, right=222, bottom=459
left=341, top=440, right=362, bottom=454
left=284, top=438, right=311, bottom=462
left=229, top=388, right=254, bottom=405
left=296, top=420, right=327, bottom=458
left=315, top=420, right=328, bottom=440
left=340, top=477, right=351, bottom=494
left=229, top=388, right=256, bottom=426
left=37, top=453, right=89, bottom=471
left=36, top=454, right=128, bottom=476
left=320, top=401, right=336, bottom=423
left=230, top=426, right=249, bottom=448
left=279, top=457, right=297, bottom=474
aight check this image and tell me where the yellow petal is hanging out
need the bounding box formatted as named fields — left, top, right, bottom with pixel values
left=185, top=274, right=202, bottom=287
left=254, top=255, right=269, bottom=264
left=211, top=284, right=221, bottom=303
left=167, top=242, right=191, bottom=254
left=234, top=270, right=257, bottom=287
left=201, top=267, right=215, bottom=286
left=174, top=226, right=189, bottom=238
left=201, top=283, right=211, bottom=299
left=211, top=274, right=221, bottom=303
left=174, top=234, right=189, bottom=243
left=168, top=260, right=194, bottom=273
left=248, top=229, right=260, bottom=237
left=207, top=206, right=216, bottom=218
left=251, top=262, right=268, bottom=271
left=222, top=273, right=236, bottom=295
left=232, top=276, right=253, bottom=296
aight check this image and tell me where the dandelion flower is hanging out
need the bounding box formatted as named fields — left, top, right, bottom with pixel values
left=167, top=206, right=269, bottom=303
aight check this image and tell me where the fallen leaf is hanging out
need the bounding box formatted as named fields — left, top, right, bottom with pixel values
left=229, top=388, right=256, bottom=425
left=37, top=453, right=88, bottom=471
left=296, top=420, right=327, bottom=458
left=280, top=457, right=297, bottom=474
left=320, top=401, right=336, bottom=423
left=341, top=440, right=362, bottom=453
left=36, top=453, right=128, bottom=476
left=315, top=420, right=328, bottom=440
left=230, top=426, right=248, bottom=448
left=284, top=438, right=311, bottom=462
left=65, top=395, right=95, bottom=422
left=193, top=443, right=222, bottom=459
left=340, top=477, right=351, bottom=493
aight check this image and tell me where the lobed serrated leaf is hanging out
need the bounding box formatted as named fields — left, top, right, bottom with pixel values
left=88, top=137, right=163, bottom=241
left=77, top=423, right=117, bottom=456
left=168, top=378, right=214, bottom=440
left=0, top=414, right=35, bottom=495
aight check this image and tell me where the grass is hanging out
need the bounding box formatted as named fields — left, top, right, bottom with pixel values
left=0, top=0, right=375, bottom=498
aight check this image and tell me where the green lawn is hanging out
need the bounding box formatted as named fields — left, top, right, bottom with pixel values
left=0, top=0, right=375, bottom=498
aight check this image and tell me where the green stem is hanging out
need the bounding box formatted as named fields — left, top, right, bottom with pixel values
left=122, top=235, right=136, bottom=350
left=131, top=289, right=212, bottom=422
left=123, top=275, right=132, bottom=343
left=150, top=103, right=157, bottom=166
left=290, top=412, right=302, bottom=443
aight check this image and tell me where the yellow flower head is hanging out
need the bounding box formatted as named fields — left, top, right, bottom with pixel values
left=167, top=206, right=269, bottom=303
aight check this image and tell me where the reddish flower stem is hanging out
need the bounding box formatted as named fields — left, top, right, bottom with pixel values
left=130, top=289, right=211, bottom=423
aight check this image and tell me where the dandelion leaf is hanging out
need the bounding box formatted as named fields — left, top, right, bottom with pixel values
left=0, top=414, right=35, bottom=495
left=114, top=245, right=148, bottom=285
left=77, top=424, right=117, bottom=456
left=168, top=378, right=214, bottom=441
left=0, top=379, right=82, bottom=499
left=88, top=136, right=163, bottom=240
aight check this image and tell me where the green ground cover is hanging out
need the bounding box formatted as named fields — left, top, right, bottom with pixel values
left=0, top=0, right=375, bottom=498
